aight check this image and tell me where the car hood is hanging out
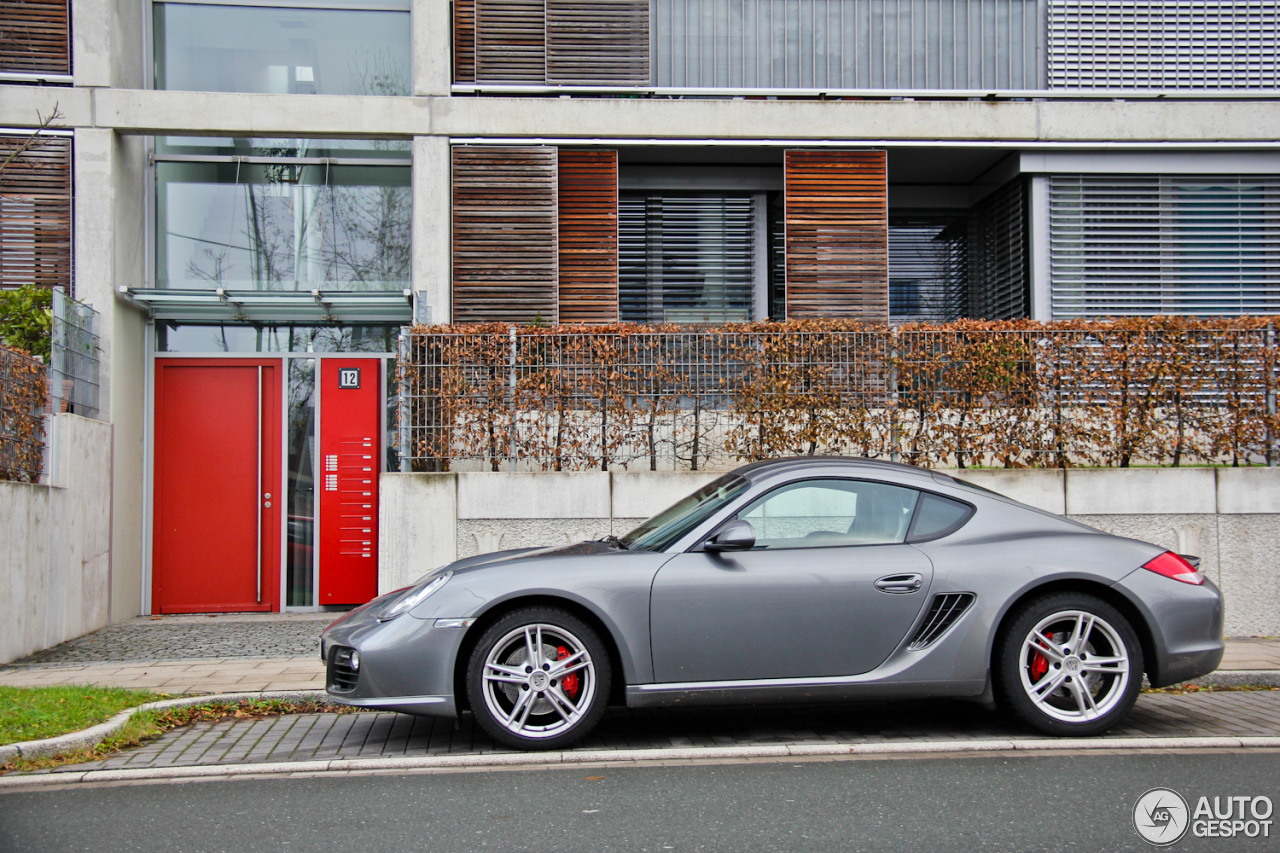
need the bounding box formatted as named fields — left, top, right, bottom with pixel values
left=445, top=539, right=622, bottom=576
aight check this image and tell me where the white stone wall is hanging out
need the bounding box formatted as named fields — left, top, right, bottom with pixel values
left=381, top=467, right=1280, bottom=637
left=0, top=415, right=114, bottom=664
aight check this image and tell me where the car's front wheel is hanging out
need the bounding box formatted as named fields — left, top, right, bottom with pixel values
left=994, top=592, right=1143, bottom=737
left=466, top=607, right=611, bottom=750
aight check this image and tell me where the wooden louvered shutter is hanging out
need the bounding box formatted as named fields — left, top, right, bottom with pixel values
left=0, top=135, right=72, bottom=292
left=475, top=0, right=546, bottom=83
left=452, top=146, right=559, bottom=324
left=0, top=0, right=70, bottom=75
left=784, top=149, right=888, bottom=321
left=454, top=0, right=477, bottom=82
left=557, top=150, right=618, bottom=323
left=546, top=0, right=649, bottom=85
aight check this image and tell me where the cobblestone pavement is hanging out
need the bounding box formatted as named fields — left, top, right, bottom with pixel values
left=3, top=614, right=334, bottom=665
left=22, top=691, right=1280, bottom=776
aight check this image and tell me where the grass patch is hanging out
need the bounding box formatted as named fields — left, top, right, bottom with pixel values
left=1142, top=684, right=1279, bottom=695
left=1, top=697, right=358, bottom=774
left=0, top=685, right=165, bottom=746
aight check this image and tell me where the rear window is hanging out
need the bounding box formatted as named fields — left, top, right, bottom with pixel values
left=907, top=493, right=974, bottom=542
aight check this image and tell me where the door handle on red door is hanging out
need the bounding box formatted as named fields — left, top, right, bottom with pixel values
left=874, top=573, right=923, bottom=594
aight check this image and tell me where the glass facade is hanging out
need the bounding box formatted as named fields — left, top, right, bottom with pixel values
left=155, top=145, right=411, bottom=292
left=286, top=357, right=316, bottom=606
left=154, top=0, right=411, bottom=95
left=156, top=322, right=399, bottom=352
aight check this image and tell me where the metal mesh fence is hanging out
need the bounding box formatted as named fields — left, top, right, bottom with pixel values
left=0, top=344, right=47, bottom=482
left=398, top=321, right=1280, bottom=472
left=49, top=289, right=100, bottom=419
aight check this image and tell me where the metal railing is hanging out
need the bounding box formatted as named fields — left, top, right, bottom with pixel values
left=0, top=344, right=48, bottom=483
left=49, top=289, right=100, bottom=419
left=398, top=323, right=1280, bottom=472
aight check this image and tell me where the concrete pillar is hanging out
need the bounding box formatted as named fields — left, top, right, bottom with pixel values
left=72, top=0, right=144, bottom=89
left=73, top=128, right=148, bottom=622
left=413, top=135, right=452, bottom=324
left=413, top=0, right=453, bottom=97
left=1028, top=175, right=1053, bottom=321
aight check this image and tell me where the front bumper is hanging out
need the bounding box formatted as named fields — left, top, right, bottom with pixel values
left=320, top=604, right=468, bottom=719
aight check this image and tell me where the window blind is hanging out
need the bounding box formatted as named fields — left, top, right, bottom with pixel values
left=1049, top=174, right=1280, bottom=318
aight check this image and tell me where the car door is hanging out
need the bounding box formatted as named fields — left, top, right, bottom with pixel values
left=649, top=478, right=933, bottom=683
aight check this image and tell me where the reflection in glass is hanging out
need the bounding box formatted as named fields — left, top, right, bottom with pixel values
left=287, top=359, right=317, bottom=607
left=155, top=136, right=410, bottom=160
left=384, top=356, right=399, bottom=472
left=154, top=2, right=410, bottom=96
left=157, top=323, right=398, bottom=353
left=156, top=161, right=411, bottom=292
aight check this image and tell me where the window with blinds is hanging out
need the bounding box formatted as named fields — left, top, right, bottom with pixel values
left=889, top=218, right=967, bottom=322
left=1049, top=175, right=1280, bottom=318
left=887, top=183, right=1029, bottom=324
left=1048, top=0, right=1280, bottom=89
left=459, top=0, right=650, bottom=84
left=653, top=0, right=1041, bottom=90
left=967, top=178, right=1029, bottom=320
left=0, top=0, right=70, bottom=76
left=618, top=194, right=755, bottom=324
left=0, top=134, right=72, bottom=293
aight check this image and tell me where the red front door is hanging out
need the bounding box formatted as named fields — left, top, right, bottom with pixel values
left=153, top=360, right=281, bottom=613
left=318, top=359, right=380, bottom=604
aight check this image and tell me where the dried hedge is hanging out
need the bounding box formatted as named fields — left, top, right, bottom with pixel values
left=398, top=317, right=1279, bottom=471
left=0, top=344, right=47, bottom=482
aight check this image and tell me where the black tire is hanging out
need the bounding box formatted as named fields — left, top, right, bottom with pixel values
left=465, top=606, right=611, bottom=750
left=994, top=592, right=1143, bottom=737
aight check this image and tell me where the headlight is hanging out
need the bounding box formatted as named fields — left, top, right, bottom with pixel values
left=378, top=572, right=452, bottom=621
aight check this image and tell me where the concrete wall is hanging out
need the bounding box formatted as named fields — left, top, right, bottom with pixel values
left=380, top=467, right=1280, bottom=637
left=0, top=415, right=114, bottom=664
left=74, top=128, right=148, bottom=624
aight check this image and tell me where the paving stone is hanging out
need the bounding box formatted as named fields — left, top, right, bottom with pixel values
left=16, top=691, right=1274, bottom=776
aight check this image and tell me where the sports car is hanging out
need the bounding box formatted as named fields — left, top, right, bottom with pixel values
left=320, top=457, right=1223, bottom=749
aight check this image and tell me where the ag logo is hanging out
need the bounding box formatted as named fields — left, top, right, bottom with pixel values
left=1134, top=788, right=1190, bottom=846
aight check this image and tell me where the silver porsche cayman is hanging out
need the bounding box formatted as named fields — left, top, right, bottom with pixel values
left=320, top=458, right=1223, bottom=750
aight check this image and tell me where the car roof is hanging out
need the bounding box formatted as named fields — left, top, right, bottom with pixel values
left=732, top=456, right=941, bottom=485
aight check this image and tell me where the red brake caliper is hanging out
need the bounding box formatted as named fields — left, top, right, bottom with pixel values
left=1030, top=632, right=1053, bottom=682
left=557, top=646, right=580, bottom=700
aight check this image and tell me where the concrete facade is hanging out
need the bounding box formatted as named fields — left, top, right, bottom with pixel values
left=0, top=416, right=114, bottom=664
left=382, top=467, right=1280, bottom=637
left=3, top=0, right=1279, bottom=634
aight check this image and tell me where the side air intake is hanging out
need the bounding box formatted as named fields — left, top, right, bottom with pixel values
left=907, top=593, right=976, bottom=651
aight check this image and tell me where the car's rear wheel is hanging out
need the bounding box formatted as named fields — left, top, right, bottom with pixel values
left=994, top=592, right=1142, bottom=737
left=466, top=607, right=611, bottom=750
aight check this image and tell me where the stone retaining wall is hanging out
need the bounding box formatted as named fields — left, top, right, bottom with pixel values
left=380, top=467, right=1280, bottom=637
left=0, top=415, right=114, bottom=664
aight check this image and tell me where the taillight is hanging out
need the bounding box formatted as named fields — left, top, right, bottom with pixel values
left=1142, top=551, right=1205, bottom=585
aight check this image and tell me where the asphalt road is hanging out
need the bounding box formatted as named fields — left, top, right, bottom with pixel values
left=3, top=750, right=1279, bottom=853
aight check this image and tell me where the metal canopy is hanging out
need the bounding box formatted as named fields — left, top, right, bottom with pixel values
left=119, top=287, right=414, bottom=323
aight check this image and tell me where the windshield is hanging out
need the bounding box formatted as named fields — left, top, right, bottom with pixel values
left=621, top=474, right=748, bottom=552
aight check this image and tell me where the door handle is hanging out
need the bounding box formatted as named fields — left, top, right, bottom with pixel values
left=874, top=573, right=923, bottom=594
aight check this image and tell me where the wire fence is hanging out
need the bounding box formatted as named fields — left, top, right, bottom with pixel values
left=397, top=318, right=1280, bottom=472
left=49, top=289, right=100, bottom=419
left=0, top=344, right=48, bottom=482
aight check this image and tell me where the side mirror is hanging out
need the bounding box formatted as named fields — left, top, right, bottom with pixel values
left=704, top=519, right=755, bottom=553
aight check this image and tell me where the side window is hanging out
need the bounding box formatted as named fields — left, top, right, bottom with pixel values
left=908, top=493, right=974, bottom=542
left=736, top=479, right=920, bottom=549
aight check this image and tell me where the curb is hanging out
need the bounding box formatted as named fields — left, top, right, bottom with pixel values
left=1185, top=670, right=1280, bottom=689
left=3, top=735, right=1280, bottom=789
left=0, top=690, right=328, bottom=765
